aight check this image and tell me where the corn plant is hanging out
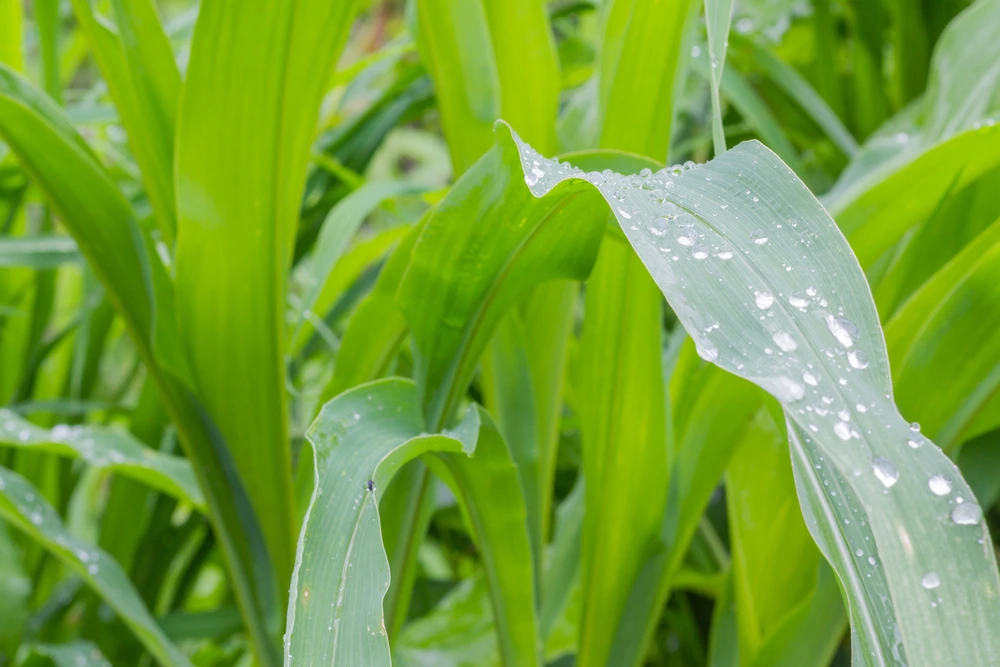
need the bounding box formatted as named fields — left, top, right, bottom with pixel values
left=1, top=0, right=999, bottom=665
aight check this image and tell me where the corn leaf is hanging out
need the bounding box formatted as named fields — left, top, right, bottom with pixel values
left=15, top=642, right=111, bottom=667
left=0, top=466, right=192, bottom=667
left=507, top=123, right=1000, bottom=665
left=0, top=409, right=205, bottom=511
left=175, top=0, right=363, bottom=602
left=286, top=379, right=538, bottom=666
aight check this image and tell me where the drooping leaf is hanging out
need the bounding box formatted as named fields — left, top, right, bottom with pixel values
left=0, top=409, right=205, bottom=511
left=0, top=466, right=192, bottom=667
left=505, top=123, right=1000, bottom=665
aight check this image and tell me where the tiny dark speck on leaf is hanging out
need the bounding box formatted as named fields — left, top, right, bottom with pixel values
left=366, top=479, right=374, bottom=492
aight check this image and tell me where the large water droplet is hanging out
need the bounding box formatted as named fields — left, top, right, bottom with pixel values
left=755, top=291, right=774, bottom=309
left=649, top=217, right=669, bottom=236
left=872, top=457, right=899, bottom=488
left=677, top=233, right=695, bottom=246
left=691, top=245, right=709, bottom=260
left=848, top=349, right=869, bottom=369
left=928, top=475, right=952, bottom=496
left=524, top=166, right=544, bottom=187
left=772, top=332, right=797, bottom=352
left=921, top=572, right=941, bottom=590
left=788, top=292, right=809, bottom=308
left=696, top=340, right=719, bottom=362
left=825, top=315, right=858, bottom=347
left=951, top=503, right=983, bottom=525
left=750, top=229, right=768, bottom=245
left=834, top=421, right=852, bottom=441
left=761, top=376, right=805, bottom=402
left=716, top=248, right=734, bottom=260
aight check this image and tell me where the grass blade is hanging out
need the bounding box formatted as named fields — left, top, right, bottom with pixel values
left=0, top=466, right=192, bottom=667
left=704, top=0, right=734, bottom=156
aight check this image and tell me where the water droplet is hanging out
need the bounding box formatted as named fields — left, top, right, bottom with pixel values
left=788, top=292, right=809, bottom=308
left=760, top=376, right=805, bottom=402
left=649, top=217, right=669, bottom=236
left=716, top=248, right=734, bottom=260
left=696, top=340, right=719, bottom=362
left=618, top=208, right=632, bottom=220
left=922, top=572, right=941, bottom=589
left=848, top=349, right=869, bottom=369
left=755, top=291, right=774, bottom=309
left=951, top=503, right=983, bottom=525
left=868, top=556, right=877, bottom=566
left=772, top=332, right=797, bottom=352
left=872, top=457, right=899, bottom=488
left=909, top=422, right=921, bottom=433
left=825, top=315, right=858, bottom=347
left=856, top=403, right=868, bottom=413
left=803, top=371, right=819, bottom=386
left=524, top=166, right=544, bottom=187
left=928, top=475, right=952, bottom=496
left=834, top=421, right=852, bottom=441
left=837, top=409, right=850, bottom=421
left=856, top=549, right=864, bottom=557
left=750, top=230, right=768, bottom=245
left=691, top=245, right=709, bottom=260
left=907, top=436, right=924, bottom=449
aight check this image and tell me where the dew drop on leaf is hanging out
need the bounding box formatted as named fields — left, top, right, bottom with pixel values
left=772, top=332, right=797, bottom=352
left=848, top=349, right=870, bottom=369
left=928, top=475, right=952, bottom=496
left=951, top=503, right=983, bottom=526
left=788, top=292, right=809, bottom=308
left=825, top=314, right=858, bottom=347
left=755, top=291, right=774, bottom=309
left=922, top=572, right=941, bottom=589
left=872, top=457, right=899, bottom=488
left=803, top=371, right=819, bottom=386
left=750, top=229, right=768, bottom=245
left=834, top=421, right=852, bottom=441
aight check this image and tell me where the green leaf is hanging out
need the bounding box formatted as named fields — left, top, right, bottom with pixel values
left=704, top=0, right=734, bottom=156
left=0, top=466, right=192, bottom=667
left=0, top=521, right=29, bottom=656
left=597, top=0, right=699, bottom=158
left=413, top=0, right=500, bottom=174
left=15, top=641, right=112, bottom=667
left=286, top=379, right=538, bottom=666
left=175, top=0, right=364, bottom=605
left=0, top=236, right=79, bottom=268
left=397, top=139, right=607, bottom=430
left=885, top=217, right=1000, bottom=447
left=68, top=0, right=180, bottom=243
left=507, top=125, right=1000, bottom=665
left=0, top=0, right=23, bottom=70
left=0, top=409, right=205, bottom=511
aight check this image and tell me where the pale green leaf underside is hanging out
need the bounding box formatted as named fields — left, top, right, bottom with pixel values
left=0, top=466, right=191, bottom=667
left=0, top=409, right=205, bottom=511
left=503, top=122, right=1000, bottom=666
left=0, top=235, right=80, bottom=268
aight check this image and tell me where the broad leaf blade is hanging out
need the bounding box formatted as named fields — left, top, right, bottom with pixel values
left=175, top=0, right=363, bottom=600
left=506, top=124, right=1000, bottom=665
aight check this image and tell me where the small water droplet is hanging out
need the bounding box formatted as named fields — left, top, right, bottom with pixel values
left=825, top=315, right=858, bottom=347
left=788, top=292, right=809, bottom=308
left=524, top=166, right=544, bottom=187
left=691, top=245, right=709, bottom=260
left=772, top=332, right=797, bottom=352
left=922, top=572, right=941, bottom=589
left=803, top=371, right=819, bottom=386
left=951, top=503, right=982, bottom=525
left=716, top=249, right=734, bottom=260
left=928, top=475, right=952, bottom=496
left=909, top=422, right=921, bottom=433
left=834, top=421, right=852, bottom=441
left=677, top=233, right=695, bottom=246
left=872, top=457, right=899, bottom=488
left=856, top=403, right=868, bottom=413
left=750, top=229, right=768, bottom=245
left=755, top=291, right=774, bottom=309
left=868, top=556, right=877, bottom=566
left=848, top=349, right=869, bottom=369
left=696, top=340, right=719, bottom=362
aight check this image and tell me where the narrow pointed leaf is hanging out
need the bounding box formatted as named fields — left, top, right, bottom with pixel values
left=0, top=236, right=79, bottom=268
left=0, top=409, right=205, bottom=511
left=0, top=466, right=192, bottom=667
